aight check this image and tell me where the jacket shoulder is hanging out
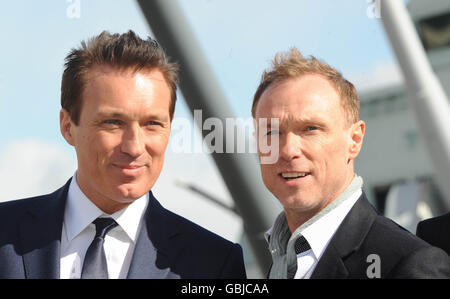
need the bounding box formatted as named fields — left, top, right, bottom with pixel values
left=0, top=196, right=41, bottom=222
left=371, top=214, right=430, bottom=250
left=155, top=203, right=246, bottom=278
left=0, top=193, right=54, bottom=239
left=367, top=215, right=450, bottom=278
left=0, top=183, right=69, bottom=233
left=0, top=191, right=59, bottom=218
left=416, top=212, right=450, bottom=255
left=417, top=212, right=450, bottom=232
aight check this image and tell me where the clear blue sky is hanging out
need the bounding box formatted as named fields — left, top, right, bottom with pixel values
left=0, top=0, right=400, bottom=243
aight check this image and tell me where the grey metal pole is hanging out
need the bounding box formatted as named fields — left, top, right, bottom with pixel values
left=175, top=180, right=240, bottom=216
left=380, top=0, right=450, bottom=210
left=136, top=0, right=281, bottom=276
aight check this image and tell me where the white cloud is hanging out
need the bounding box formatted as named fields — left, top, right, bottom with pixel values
left=0, top=139, right=77, bottom=202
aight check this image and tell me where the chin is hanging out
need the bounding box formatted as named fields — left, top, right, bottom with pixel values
left=279, top=193, right=319, bottom=211
left=115, top=183, right=149, bottom=201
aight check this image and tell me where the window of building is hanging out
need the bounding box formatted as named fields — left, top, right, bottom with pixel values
left=418, top=12, right=450, bottom=50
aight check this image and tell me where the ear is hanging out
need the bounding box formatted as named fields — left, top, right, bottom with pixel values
left=60, top=109, right=76, bottom=146
left=348, top=120, right=365, bottom=162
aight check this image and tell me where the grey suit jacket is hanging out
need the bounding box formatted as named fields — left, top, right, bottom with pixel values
left=0, top=179, right=246, bottom=279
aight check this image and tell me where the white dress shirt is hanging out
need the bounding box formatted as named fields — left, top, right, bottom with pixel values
left=60, top=173, right=148, bottom=279
left=294, top=188, right=362, bottom=279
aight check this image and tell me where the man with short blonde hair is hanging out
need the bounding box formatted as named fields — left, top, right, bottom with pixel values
left=253, top=47, right=450, bottom=279
left=252, top=47, right=359, bottom=125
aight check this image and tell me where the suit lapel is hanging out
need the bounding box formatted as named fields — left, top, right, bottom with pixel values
left=127, top=192, right=181, bottom=279
left=20, top=180, right=70, bottom=279
left=311, top=194, right=377, bottom=279
left=310, top=244, right=349, bottom=278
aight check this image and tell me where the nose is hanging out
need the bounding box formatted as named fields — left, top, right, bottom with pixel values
left=121, top=124, right=145, bottom=158
left=279, top=132, right=302, bottom=162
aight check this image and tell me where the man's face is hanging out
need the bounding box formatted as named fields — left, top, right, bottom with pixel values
left=60, top=66, right=172, bottom=213
left=255, top=74, right=364, bottom=217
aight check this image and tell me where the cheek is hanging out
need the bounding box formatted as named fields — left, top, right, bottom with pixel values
left=320, top=141, right=349, bottom=179
left=74, top=131, right=96, bottom=159
left=304, top=138, right=345, bottom=176
left=85, top=133, right=120, bottom=167
left=260, top=164, right=277, bottom=187
left=145, top=134, right=170, bottom=159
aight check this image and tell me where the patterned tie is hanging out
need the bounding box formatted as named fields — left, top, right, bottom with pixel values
left=81, top=218, right=118, bottom=279
left=294, top=235, right=311, bottom=254
left=287, top=235, right=311, bottom=279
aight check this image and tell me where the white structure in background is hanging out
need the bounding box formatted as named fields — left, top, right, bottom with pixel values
left=356, top=0, right=450, bottom=231
left=384, top=182, right=435, bottom=232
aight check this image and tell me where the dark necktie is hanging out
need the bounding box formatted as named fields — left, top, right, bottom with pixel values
left=294, top=235, right=311, bottom=254
left=287, top=235, right=311, bottom=279
left=81, top=217, right=118, bottom=279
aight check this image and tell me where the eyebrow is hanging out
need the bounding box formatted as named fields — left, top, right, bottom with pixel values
left=96, top=110, right=170, bottom=122
left=259, top=116, right=327, bottom=127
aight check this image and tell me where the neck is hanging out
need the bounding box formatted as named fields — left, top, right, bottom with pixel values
left=285, top=172, right=360, bottom=233
left=284, top=206, right=321, bottom=233
left=75, top=172, right=133, bottom=215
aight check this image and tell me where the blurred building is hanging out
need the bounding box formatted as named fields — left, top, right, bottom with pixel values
left=356, top=0, right=450, bottom=232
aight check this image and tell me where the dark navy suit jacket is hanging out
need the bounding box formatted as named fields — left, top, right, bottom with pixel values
left=0, top=179, right=247, bottom=279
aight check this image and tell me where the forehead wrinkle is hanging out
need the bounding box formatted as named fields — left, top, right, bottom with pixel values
left=272, top=112, right=327, bottom=128
left=96, top=108, right=169, bottom=121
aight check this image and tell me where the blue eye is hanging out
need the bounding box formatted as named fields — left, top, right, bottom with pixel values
left=104, top=119, right=121, bottom=125
left=147, top=121, right=161, bottom=126
left=306, top=126, right=318, bottom=131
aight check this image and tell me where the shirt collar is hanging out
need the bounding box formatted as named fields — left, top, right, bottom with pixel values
left=64, top=172, right=148, bottom=243
left=264, top=227, right=273, bottom=243
left=264, top=189, right=362, bottom=257
left=301, top=188, right=362, bottom=260
left=112, top=191, right=148, bottom=242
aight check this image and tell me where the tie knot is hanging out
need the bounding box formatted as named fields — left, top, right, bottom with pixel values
left=93, top=218, right=118, bottom=239
left=294, top=235, right=311, bottom=255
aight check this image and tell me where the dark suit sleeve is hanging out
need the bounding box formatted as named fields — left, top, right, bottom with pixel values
left=218, top=243, right=247, bottom=279
left=388, top=246, right=450, bottom=278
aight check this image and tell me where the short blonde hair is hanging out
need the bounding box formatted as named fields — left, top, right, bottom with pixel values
left=252, top=48, right=359, bottom=125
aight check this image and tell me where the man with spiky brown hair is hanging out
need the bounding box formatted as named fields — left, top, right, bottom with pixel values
left=0, top=30, right=246, bottom=279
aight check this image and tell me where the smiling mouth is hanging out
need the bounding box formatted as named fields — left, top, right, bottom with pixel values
left=112, top=164, right=146, bottom=175
left=279, top=172, right=310, bottom=180
left=119, top=165, right=144, bottom=169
